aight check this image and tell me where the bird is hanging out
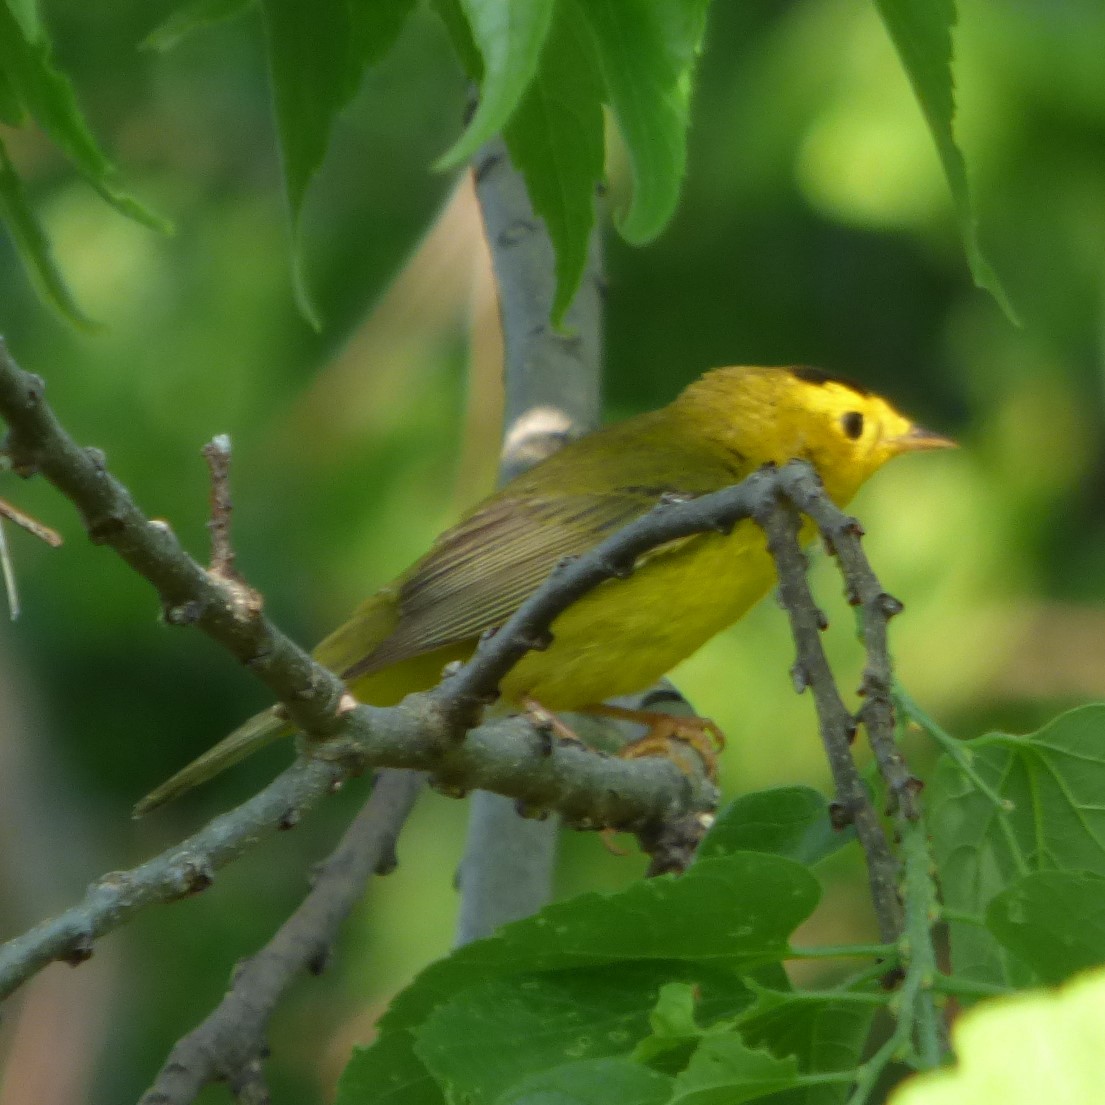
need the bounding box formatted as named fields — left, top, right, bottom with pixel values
left=134, top=364, right=953, bottom=816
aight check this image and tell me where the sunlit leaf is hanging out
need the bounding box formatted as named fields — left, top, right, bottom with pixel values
left=890, top=966, right=1105, bottom=1105
left=3, top=0, right=41, bottom=43
left=437, top=0, right=556, bottom=169
left=871, top=0, right=1019, bottom=323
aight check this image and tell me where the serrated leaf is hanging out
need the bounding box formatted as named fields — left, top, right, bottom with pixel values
left=414, top=965, right=751, bottom=1105
left=670, top=1034, right=801, bottom=1105
left=0, top=136, right=93, bottom=326
left=889, top=966, right=1105, bottom=1105
left=929, top=704, right=1105, bottom=987
left=871, top=0, right=1018, bottom=324
left=340, top=853, right=819, bottom=1105
left=699, top=787, right=853, bottom=867
left=141, top=0, right=255, bottom=54
left=581, top=0, right=711, bottom=244
left=503, top=0, right=603, bottom=325
left=335, top=1029, right=443, bottom=1105
left=437, top=0, right=556, bottom=169
left=987, top=870, right=1105, bottom=986
left=497, top=1057, right=674, bottom=1105
left=0, top=4, right=167, bottom=233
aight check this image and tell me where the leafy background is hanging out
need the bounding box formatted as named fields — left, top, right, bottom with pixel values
left=1, top=0, right=1104, bottom=1102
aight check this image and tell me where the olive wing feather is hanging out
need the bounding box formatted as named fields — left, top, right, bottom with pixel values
left=341, top=488, right=682, bottom=680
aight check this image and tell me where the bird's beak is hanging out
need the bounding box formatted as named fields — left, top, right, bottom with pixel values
left=892, top=424, right=957, bottom=453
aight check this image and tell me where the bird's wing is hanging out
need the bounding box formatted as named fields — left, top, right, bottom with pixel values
left=342, top=486, right=684, bottom=679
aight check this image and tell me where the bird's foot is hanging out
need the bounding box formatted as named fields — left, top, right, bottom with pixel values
left=583, top=704, right=725, bottom=780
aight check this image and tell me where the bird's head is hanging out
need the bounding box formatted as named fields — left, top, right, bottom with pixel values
left=678, top=365, right=955, bottom=505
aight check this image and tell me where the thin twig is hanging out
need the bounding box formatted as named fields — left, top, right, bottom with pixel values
left=0, top=496, right=63, bottom=619
left=755, top=485, right=904, bottom=944
left=0, top=519, right=17, bottom=619
left=201, top=434, right=237, bottom=579
left=0, top=496, right=63, bottom=545
left=139, top=769, right=426, bottom=1105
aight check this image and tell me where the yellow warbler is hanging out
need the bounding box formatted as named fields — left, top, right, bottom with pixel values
left=135, top=365, right=951, bottom=815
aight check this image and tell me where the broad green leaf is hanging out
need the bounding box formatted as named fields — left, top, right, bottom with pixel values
left=0, top=136, right=93, bottom=326
left=699, top=787, right=853, bottom=867
left=437, top=0, right=556, bottom=169
left=670, top=1034, right=801, bottom=1105
left=929, top=704, right=1105, bottom=987
left=259, top=0, right=352, bottom=327
left=871, top=0, right=1018, bottom=323
left=581, top=0, right=711, bottom=243
left=335, top=1029, right=443, bottom=1105
left=496, top=1058, right=673, bottom=1105
left=340, top=853, right=819, bottom=1104
left=414, top=965, right=751, bottom=1104
left=0, top=5, right=166, bottom=232
left=142, top=0, right=255, bottom=53
left=429, top=0, right=481, bottom=76
left=738, top=982, right=874, bottom=1105
left=503, top=0, right=603, bottom=324
left=987, top=870, right=1105, bottom=986
left=890, top=966, right=1105, bottom=1105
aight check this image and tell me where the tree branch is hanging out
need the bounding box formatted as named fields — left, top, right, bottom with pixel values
left=457, top=132, right=604, bottom=945
left=137, top=768, right=427, bottom=1105
left=0, top=335, right=922, bottom=1029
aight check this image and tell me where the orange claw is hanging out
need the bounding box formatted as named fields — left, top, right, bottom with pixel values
left=582, top=704, right=725, bottom=780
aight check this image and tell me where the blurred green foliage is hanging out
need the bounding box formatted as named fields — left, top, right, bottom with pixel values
left=1, top=0, right=1104, bottom=1102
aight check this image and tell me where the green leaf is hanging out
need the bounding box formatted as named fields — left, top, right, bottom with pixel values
left=259, top=0, right=352, bottom=327
left=340, top=853, right=819, bottom=1104
left=415, top=966, right=751, bottom=1104
left=929, top=704, right=1105, bottom=987
left=699, top=787, right=853, bottom=867
left=987, top=870, right=1105, bottom=986
left=0, top=136, right=94, bottom=326
left=580, top=0, right=711, bottom=244
left=0, top=4, right=167, bottom=232
left=437, top=0, right=556, bottom=169
left=670, top=1034, right=801, bottom=1105
left=3, top=0, right=41, bottom=43
left=871, top=0, right=1019, bottom=323
left=259, top=0, right=414, bottom=325
left=0, top=65, right=25, bottom=125
left=738, top=982, right=875, bottom=1105
left=889, top=966, right=1105, bottom=1105
left=350, top=0, right=417, bottom=69
left=335, top=1030, right=443, bottom=1105
left=503, top=0, right=604, bottom=324
left=496, top=1057, right=673, bottom=1105
left=141, top=0, right=256, bottom=53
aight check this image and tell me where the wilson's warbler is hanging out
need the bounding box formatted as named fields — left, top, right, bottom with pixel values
left=135, top=365, right=952, bottom=815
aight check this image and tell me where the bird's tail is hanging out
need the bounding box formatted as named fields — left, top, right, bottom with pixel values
left=132, top=707, right=294, bottom=818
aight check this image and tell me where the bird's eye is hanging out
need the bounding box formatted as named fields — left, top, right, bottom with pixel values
left=841, top=411, right=864, bottom=440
